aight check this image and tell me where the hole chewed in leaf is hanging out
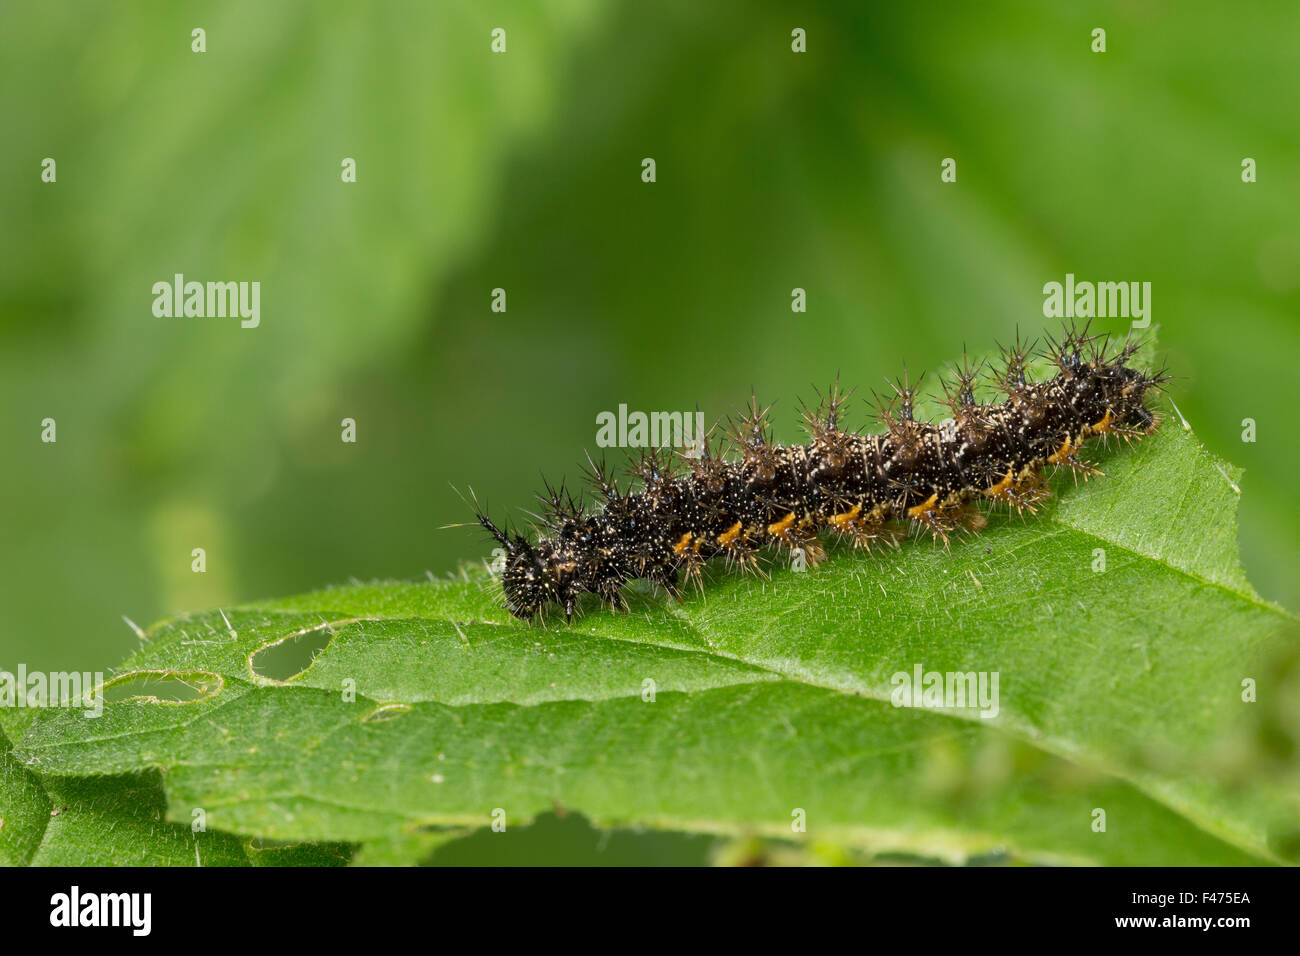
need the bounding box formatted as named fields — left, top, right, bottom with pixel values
left=249, top=618, right=369, bottom=683
left=361, top=703, right=412, bottom=724
left=101, top=670, right=223, bottom=704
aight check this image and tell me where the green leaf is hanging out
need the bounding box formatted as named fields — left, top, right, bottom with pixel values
left=4, top=722, right=352, bottom=866
left=0, top=726, right=50, bottom=866
left=31, top=771, right=252, bottom=867
left=13, top=421, right=1297, bottom=865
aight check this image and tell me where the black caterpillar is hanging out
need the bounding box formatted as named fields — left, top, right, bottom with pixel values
left=476, top=324, right=1167, bottom=621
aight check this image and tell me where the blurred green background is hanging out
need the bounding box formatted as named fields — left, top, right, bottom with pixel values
left=2, top=0, right=1297, bottom=684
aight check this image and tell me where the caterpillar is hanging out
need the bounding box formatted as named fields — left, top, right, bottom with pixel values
left=475, top=324, right=1167, bottom=622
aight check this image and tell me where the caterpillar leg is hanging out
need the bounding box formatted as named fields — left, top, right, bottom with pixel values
left=679, top=551, right=709, bottom=595
left=1090, top=406, right=1159, bottom=447
left=763, top=512, right=826, bottom=566
left=1056, top=452, right=1103, bottom=484
left=652, top=567, right=684, bottom=604
left=982, top=467, right=1052, bottom=516
left=596, top=577, right=630, bottom=613
left=1048, top=434, right=1103, bottom=485
left=824, top=503, right=900, bottom=551
left=711, top=521, right=767, bottom=578
left=906, top=496, right=986, bottom=546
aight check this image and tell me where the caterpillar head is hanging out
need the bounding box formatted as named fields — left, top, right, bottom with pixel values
left=1115, top=368, right=1158, bottom=431
left=1098, top=361, right=1163, bottom=432
left=1067, top=352, right=1162, bottom=438
left=478, top=514, right=577, bottom=620
left=1050, top=324, right=1162, bottom=435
